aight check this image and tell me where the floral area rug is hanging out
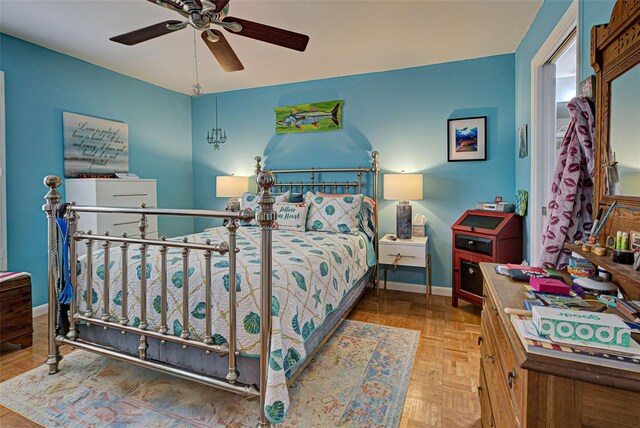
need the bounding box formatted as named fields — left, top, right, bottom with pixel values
left=0, top=320, right=418, bottom=427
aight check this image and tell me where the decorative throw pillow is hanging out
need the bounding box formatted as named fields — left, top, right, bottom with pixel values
left=240, top=191, right=290, bottom=226
left=304, top=191, right=364, bottom=235
left=316, top=192, right=376, bottom=229
left=273, top=202, right=309, bottom=231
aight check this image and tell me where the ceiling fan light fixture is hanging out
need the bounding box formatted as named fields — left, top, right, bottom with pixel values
left=205, top=29, right=219, bottom=43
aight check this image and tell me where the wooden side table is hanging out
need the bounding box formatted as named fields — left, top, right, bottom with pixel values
left=379, top=234, right=431, bottom=302
left=0, top=272, right=33, bottom=348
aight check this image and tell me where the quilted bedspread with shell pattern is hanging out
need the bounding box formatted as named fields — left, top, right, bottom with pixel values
left=76, top=226, right=369, bottom=424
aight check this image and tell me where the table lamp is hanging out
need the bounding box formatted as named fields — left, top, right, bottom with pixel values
left=216, top=175, right=249, bottom=212
left=384, top=172, right=423, bottom=239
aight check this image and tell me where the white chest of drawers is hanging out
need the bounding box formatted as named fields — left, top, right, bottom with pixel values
left=65, top=179, right=158, bottom=255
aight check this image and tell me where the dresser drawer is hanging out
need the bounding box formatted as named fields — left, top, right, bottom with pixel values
left=455, top=233, right=493, bottom=256
left=96, top=181, right=157, bottom=208
left=379, top=242, right=426, bottom=267
left=480, top=321, right=518, bottom=427
left=101, top=213, right=158, bottom=236
left=482, top=289, right=525, bottom=423
left=479, top=363, right=496, bottom=428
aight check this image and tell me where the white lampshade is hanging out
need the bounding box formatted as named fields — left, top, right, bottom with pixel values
left=216, top=175, right=249, bottom=198
left=383, top=173, right=423, bottom=201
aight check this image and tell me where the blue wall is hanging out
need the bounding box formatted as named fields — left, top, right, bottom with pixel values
left=514, top=0, right=615, bottom=259
left=1, top=34, right=194, bottom=306
left=581, top=0, right=617, bottom=81
left=192, top=54, right=516, bottom=290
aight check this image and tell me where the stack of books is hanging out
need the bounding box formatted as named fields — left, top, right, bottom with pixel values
left=495, top=264, right=565, bottom=282
left=617, top=300, right=640, bottom=324
left=511, top=314, right=640, bottom=372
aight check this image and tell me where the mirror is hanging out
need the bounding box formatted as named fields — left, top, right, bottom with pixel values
left=608, top=63, right=640, bottom=197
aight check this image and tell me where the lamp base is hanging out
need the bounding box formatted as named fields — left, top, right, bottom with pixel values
left=396, top=202, right=412, bottom=240
left=226, top=198, right=240, bottom=212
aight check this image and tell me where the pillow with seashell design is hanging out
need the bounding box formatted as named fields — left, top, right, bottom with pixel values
left=240, top=191, right=290, bottom=226
left=304, top=191, right=363, bottom=235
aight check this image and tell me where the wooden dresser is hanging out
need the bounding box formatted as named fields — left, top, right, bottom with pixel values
left=0, top=272, right=33, bottom=348
left=479, top=263, right=640, bottom=427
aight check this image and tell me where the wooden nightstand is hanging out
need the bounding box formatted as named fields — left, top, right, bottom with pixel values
left=379, top=234, right=431, bottom=302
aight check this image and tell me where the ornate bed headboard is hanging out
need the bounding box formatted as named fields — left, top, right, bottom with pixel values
left=254, top=151, right=381, bottom=275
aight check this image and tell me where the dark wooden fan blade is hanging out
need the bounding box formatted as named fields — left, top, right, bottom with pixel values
left=201, top=30, right=244, bottom=72
left=222, top=17, right=309, bottom=52
left=212, top=0, right=230, bottom=11
left=110, top=20, right=183, bottom=45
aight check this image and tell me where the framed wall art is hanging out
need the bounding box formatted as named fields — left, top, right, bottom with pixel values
left=447, top=116, right=487, bottom=162
left=63, top=112, right=128, bottom=178
left=274, top=100, right=343, bottom=134
left=518, top=124, right=528, bottom=158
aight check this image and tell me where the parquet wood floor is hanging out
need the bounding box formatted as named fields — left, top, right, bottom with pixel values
left=0, top=289, right=482, bottom=427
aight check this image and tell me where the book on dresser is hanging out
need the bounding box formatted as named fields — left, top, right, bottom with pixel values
left=510, top=314, right=640, bottom=372
left=65, top=178, right=158, bottom=255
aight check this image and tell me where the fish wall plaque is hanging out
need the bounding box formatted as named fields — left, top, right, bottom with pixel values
left=274, top=100, right=343, bottom=134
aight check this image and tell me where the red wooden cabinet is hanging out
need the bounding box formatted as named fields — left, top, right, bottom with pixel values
left=451, top=210, right=522, bottom=307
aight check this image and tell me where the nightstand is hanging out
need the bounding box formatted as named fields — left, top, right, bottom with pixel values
left=379, top=234, right=431, bottom=302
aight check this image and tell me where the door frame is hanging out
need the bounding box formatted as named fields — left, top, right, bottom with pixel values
left=0, top=71, right=6, bottom=271
left=529, top=0, right=579, bottom=265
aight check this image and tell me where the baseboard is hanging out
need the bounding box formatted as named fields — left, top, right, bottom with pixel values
left=383, top=280, right=452, bottom=297
left=30, top=282, right=452, bottom=317
left=33, top=303, right=48, bottom=318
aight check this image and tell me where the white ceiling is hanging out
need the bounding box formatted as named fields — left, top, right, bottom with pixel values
left=0, top=0, right=543, bottom=95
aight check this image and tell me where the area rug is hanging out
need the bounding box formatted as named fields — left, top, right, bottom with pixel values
left=0, top=320, right=418, bottom=427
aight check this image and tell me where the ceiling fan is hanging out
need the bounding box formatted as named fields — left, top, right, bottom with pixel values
left=110, top=0, right=310, bottom=72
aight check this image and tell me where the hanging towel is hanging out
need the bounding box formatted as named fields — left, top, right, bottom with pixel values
left=539, top=96, right=595, bottom=269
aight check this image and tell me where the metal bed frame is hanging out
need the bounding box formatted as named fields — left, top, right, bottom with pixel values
left=42, top=151, right=379, bottom=427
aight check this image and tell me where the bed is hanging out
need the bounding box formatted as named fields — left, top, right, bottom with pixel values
left=42, top=152, right=380, bottom=426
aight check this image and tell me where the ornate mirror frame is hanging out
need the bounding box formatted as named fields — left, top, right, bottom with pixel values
left=591, top=0, right=640, bottom=210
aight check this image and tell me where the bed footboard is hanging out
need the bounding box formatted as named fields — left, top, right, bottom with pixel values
left=42, top=171, right=276, bottom=426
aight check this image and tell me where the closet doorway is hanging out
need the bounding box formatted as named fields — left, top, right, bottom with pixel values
left=530, top=0, right=578, bottom=265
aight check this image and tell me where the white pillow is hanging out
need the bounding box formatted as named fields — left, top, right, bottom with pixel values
left=273, top=202, right=309, bottom=231
left=240, top=191, right=290, bottom=226
left=304, top=191, right=363, bottom=235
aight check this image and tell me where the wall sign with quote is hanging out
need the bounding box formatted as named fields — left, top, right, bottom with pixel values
left=63, top=112, right=129, bottom=178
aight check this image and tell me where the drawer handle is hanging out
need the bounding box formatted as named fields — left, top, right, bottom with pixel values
left=477, top=385, right=482, bottom=396
left=392, top=253, right=402, bottom=269
left=387, top=254, right=416, bottom=258
left=507, top=369, right=516, bottom=389
left=477, top=335, right=483, bottom=346
left=468, top=267, right=475, bottom=275
left=113, top=193, right=149, bottom=197
left=484, top=353, right=495, bottom=364
left=468, top=240, right=474, bottom=245
left=482, top=294, right=487, bottom=304
left=113, top=221, right=139, bottom=226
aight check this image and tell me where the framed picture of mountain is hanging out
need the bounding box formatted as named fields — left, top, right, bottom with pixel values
left=447, top=116, right=487, bottom=162
left=274, top=100, right=343, bottom=134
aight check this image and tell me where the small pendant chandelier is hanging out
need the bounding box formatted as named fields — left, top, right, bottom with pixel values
left=207, top=97, right=227, bottom=150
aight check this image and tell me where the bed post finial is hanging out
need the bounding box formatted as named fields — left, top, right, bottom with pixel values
left=254, top=156, right=262, bottom=176
left=256, top=169, right=275, bottom=427
left=43, top=175, right=63, bottom=375
left=371, top=151, right=380, bottom=173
